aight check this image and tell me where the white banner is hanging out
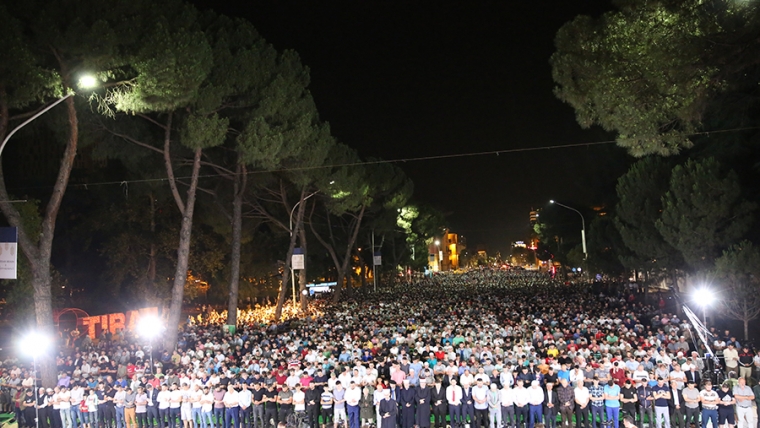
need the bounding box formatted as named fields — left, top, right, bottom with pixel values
left=0, top=227, right=17, bottom=279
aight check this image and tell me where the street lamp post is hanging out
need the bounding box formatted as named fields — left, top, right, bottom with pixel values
left=1, top=75, right=98, bottom=158
left=434, top=240, right=441, bottom=271
left=289, top=190, right=320, bottom=306
left=549, top=200, right=587, bottom=260
left=19, top=331, right=51, bottom=428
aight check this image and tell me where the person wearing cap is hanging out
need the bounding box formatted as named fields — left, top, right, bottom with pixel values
left=397, top=380, right=415, bottom=428
left=681, top=380, right=700, bottom=428
left=416, top=378, right=433, bottom=428
left=651, top=378, right=670, bottom=428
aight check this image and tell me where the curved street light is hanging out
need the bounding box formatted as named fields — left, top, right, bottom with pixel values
left=549, top=200, right=587, bottom=260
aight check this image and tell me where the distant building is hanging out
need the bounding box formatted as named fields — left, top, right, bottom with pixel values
left=428, top=228, right=466, bottom=272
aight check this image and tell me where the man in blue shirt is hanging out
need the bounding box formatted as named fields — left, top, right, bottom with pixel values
left=603, top=381, right=620, bottom=428
left=651, top=378, right=671, bottom=428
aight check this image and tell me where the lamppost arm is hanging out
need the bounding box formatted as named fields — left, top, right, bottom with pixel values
left=289, top=190, right=320, bottom=235
left=551, top=200, right=587, bottom=259
left=0, top=93, right=73, bottom=158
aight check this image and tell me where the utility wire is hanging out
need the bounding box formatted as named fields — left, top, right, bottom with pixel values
left=7, top=125, right=760, bottom=192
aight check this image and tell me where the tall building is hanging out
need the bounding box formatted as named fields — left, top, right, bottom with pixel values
left=428, top=228, right=466, bottom=272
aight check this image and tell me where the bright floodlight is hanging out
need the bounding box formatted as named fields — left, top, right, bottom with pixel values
left=434, top=240, right=440, bottom=246
left=693, top=287, right=715, bottom=307
left=137, top=315, right=164, bottom=340
left=549, top=200, right=555, bottom=204
left=19, top=331, right=51, bottom=357
left=78, top=74, right=98, bottom=89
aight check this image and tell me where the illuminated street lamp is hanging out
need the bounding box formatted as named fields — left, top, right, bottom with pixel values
left=19, top=331, right=52, bottom=428
left=137, top=315, right=164, bottom=373
left=693, top=287, right=715, bottom=330
left=549, top=200, right=587, bottom=260
left=0, top=74, right=98, bottom=158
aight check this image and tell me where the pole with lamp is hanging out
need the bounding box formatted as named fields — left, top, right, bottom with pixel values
left=1, top=75, right=99, bottom=157
left=289, top=190, right=321, bottom=306
left=549, top=200, right=587, bottom=260
left=692, top=287, right=715, bottom=336
left=434, top=240, right=441, bottom=272
left=137, top=315, right=165, bottom=375
left=19, top=331, right=52, bottom=428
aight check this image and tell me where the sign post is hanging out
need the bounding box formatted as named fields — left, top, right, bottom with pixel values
left=291, top=248, right=304, bottom=306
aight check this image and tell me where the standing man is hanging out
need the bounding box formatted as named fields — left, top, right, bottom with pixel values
left=666, top=381, right=683, bottom=428
left=397, top=381, right=415, bottom=428
left=681, top=381, right=700, bottom=428
left=378, top=390, right=397, bottom=428
left=304, top=383, right=320, bottom=428
left=574, top=381, right=590, bottom=428
left=344, top=382, right=361, bottom=428
left=115, top=385, right=127, bottom=428
left=619, top=380, right=637, bottom=424
left=724, top=345, right=739, bottom=378
left=415, top=378, right=432, bottom=428
left=651, top=378, right=670, bottom=428
left=544, top=382, right=559, bottom=428
left=588, top=378, right=604, bottom=428
left=262, top=384, right=277, bottom=428
left=462, top=381, right=475, bottom=428
left=124, top=387, right=137, bottom=428
left=487, top=384, right=502, bottom=428
left=472, top=379, right=489, bottom=428
left=446, top=378, right=463, bottom=428
left=431, top=377, right=448, bottom=428
left=513, top=380, right=529, bottom=428
left=603, top=380, right=620, bottom=428
left=223, top=385, right=240, bottom=428
left=556, top=379, right=574, bottom=428
left=698, top=381, right=719, bottom=428
left=145, top=384, right=160, bottom=428
left=635, top=380, right=653, bottom=428
left=239, top=383, right=253, bottom=428
left=277, top=385, right=293, bottom=428
left=527, top=381, right=544, bottom=428
left=733, top=377, right=755, bottom=428
left=157, top=385, right=171, bottom=428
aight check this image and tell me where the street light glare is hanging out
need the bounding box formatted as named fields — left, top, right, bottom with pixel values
left=78, top=74, right=98, bottom=89
left=19, top=331, right=51, bottom=356
left=434, top=240, right=440, bottom=246
left=137, top=315, right=164, bottom=339
left=693, top=287, right=715, bottom=306
left=549, top=200, right=555, bottom=204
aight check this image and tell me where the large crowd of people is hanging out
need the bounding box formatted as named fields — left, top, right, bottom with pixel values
left=1, top=269, right=759, bottom=428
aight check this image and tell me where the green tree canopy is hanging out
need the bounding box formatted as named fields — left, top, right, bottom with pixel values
left=656, top=157, right=755, bottom=270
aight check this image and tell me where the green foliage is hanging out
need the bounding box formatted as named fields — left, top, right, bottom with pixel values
left=551, top=0, right=759, bottom=156
left=0, top=5, right=59, bottom=109
left=656, top=157, right=755, bottom=270
left=181, top=113, right=229, bottom=150
left=615, top=157, right=680, bottom=270
left=713, top=240, right=760, bottom=334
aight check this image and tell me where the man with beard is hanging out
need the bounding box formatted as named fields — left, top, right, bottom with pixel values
left=379, top=390, right=397, bottom=428
left=416, top=378, right=433, bottom=428
left=398, top=381, right=416, bottom=428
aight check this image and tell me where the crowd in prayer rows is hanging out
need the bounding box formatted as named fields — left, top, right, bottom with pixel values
left=1, top=269, right=759, bottom=428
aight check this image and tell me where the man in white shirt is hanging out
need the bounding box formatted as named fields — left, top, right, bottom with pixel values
left=169, top=384, right=183, bottom=428
left=114, top=385, right=127, bottom=428
left=200, top=386, right=214, bottom=428
left=239, top=383, right=253, bottom=428
left=446, top=378, right=463, bottom=428
left=223, top=385, right=240, bottom=428
left=59, top=386, right=73, bottom=428
left=190, top=384, right=204, bottom=428
left=527, top=381, right=544, bottom=428
left=573, top=381, right=590, bottom=428
left=344, top=382, right=361, bottom=428
left=500, top=383, right=515, bottom=428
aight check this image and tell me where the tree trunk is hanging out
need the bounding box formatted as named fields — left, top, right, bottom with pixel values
left=145, top=193, right=157, bottom=306
left=226, top=163, right=245, bottom=327
left=744, top=319, right=749, bottom=342
left=164, top=145, right=202, bottom=350
left=331, top=205, right=366, bottom=303
left=298, top=225, right=308, bottom=312
left=274, top=188, right=307, bottom=321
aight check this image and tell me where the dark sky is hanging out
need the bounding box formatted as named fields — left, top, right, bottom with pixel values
left=200, top=0, right=632, bottom=252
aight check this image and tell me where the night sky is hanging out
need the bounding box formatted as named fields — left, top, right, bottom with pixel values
left=198, top=0, right=632, bottom=252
